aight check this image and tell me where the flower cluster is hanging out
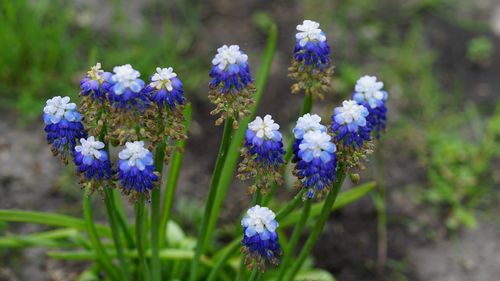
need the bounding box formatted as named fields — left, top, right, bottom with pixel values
left=238, top=115, right=285, bottom=194
left=292, top=113, right=327, bottom=162
left=289, top=20, right=334, bottom=100
left=294, top=129, right=337, bottom=199
left=330, top=100, right=371, bottom=149
left=43, top=96, right=87, bottom=162
left=117, top=141, right=159, bottom=198
left=352, top=75, right=388, bottom=137
left=241, top=205, right=282, bottom=271
left=209, top=45, right=255, bottom=127
left=74, top=136, right=112, bottom=189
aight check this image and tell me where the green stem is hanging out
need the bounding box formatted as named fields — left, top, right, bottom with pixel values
left=151, top=141, right=166, bottom=281
left=206, top=239, right=240, bottom=281
left=103, top=188, right=129, bottom=281
left=276, top=189, right=306, bottom=221
left=277, top=199, right=311, bottom=281
left=374, top=142, right=387, bottom=274
left=83, top=196, right=120, bottom=281
left=284, top=168, right=347, bottom=280
left=160, top=104, right=192, bottom=247
left=188, top=118, right=234, bottom=281
left=247, top=268, right=260, bottom=281
left=136, top=195, right=151, bottom=281
left=113, top=189, right=135, bottom=248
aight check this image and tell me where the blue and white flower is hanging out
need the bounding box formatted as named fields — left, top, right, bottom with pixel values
left=292, top=113, right=327, bottom=162
left=331, top=100, right=371, bottom=148
left=295, top=130, right=337, bottom=199
left=43, top=96, right=87, bottom=157
left=241, top=205, right=281, bottom=269
left=352, top=75, right=388, bottom=137
left=210, top=45, right=253, bottom=94
left=79, top=63, right=112, bottom=101
left=144, top=67, right=185, bottom=110
left=107, top=64, right=148, bottom=110
left=293, top=20, right=331, bottom=69
left=117, top=141, right=158, bottom=194
left=244, top=115, right=285, bottom=167
left=74, top=136, right=111, bottom=181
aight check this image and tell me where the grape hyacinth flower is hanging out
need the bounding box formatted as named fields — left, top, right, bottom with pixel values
left=238, top=115, right=285, bottom=194
left=293, top=20, right=330, bottom=69
left=144, top=67, right=185, bottom=110
left=352, top=75, right=388, bottom=137
left=289, top=20, right=333, bottom=99
left=43, top=96, right=87, bottom=161
left=74, top=136, right=112, bottom=188
left=241, top=205, right=282, bottom=271
left=330, top=100, right=371, bottom=149
left=292, top=113, right=327, bottom=162
left=117, top=141, right=158, bottom=198
left=79, top=63, right=112, bottom=102
left=295, top=130, right=337, bottom=199
left=208, top=45, right=255, bottom=127
left=107, top=64, right=148, bottom=110
left=142, top=67, right=188, bottom=162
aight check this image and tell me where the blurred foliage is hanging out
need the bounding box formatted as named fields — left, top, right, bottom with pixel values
left=467, top=36, right=494, bottom=64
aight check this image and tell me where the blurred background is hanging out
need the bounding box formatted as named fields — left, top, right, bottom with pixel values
left=0, top=0, right=499, bottom=280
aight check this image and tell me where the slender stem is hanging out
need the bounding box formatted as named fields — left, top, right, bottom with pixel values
left=83, top=195, right=120, bottom=281
left=235, top=255, right=246, bottom=281
left=206, top=239, right=240, bottom=281
left=276, top=189, right=306, bottom=221
left=277, top=199, right=311, bottom=281
left=188, top=118, right=233, bottom=281
left=103, top=188, right=129, bottom=281
left=136, top=195, right=151, bottom=281
left=151, top=141, right=166, bottom=281
left=113, top=189, right=135, bottom=248
left=247, top=268, right=260, bottom=281
left=160, top=104, right=192, bottom=247
left=374, top=142, right=387, bottom=274
left=284, top=168, right=347, bottom=280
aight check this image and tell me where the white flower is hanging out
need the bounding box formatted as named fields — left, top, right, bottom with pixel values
left=43, top=96, right=77, bottom=123
left=118, top=141, right=150, bottom=167
left=150, top=67, right=177, bottom=91
left=299, top=130, right=335, bottom=159
left=75, top=136, right=104, bottom=159
left=293, top=113, right=326, bottom=139
left=212, top=45, right=248, bottom=70
left=335, top=100, right=368, bottom=125
left=241, top=205, right=278, bottom=236
left=248, top=114, right=280, bottom=140
left=111, top=64, right=141, bottom=88
left=296, top=20, right=326, bottom=47
left=354, top=75, right=386, bottom=108
left=87, top=62, right=105, bottom=81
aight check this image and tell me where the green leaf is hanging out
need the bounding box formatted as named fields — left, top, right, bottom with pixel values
left=0, top=228, right=80, bottom=248
left=0, top=210, right=111, bottom=237
left=294, top=269, right=336, bottom=281
left=281, top=182, right=376, bottom=227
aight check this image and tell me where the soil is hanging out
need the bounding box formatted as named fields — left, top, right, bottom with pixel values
left=1, top=0, right=500, bottom=281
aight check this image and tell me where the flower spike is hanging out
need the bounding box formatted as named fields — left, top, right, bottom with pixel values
left=238, top=115, right=285, bottom=194
left=241, top=205, right=282, bottom=271
left=74, top=136, right=112, bottom=192
left=292, top=113, right=327, bottom=162
left=43, top=96, right=87, bottom=163
left=208, top=44, right=255, bottom=127
left=352, top=75, right=388, bottom=138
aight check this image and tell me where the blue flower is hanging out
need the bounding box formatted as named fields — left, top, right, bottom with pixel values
left=74, top=136, right=112, bottom=181
left=107, top=64, right=148, bottom=110
left=244, top=115, right=285, bottom=167
left=144, top=67, right=185, bottom=110
left=330, top=100, right=371, bottom=148
left=352, top=75, right=388, bottom=137
left=292, top=113, right=327, bottom=162
left=295, top=130, right=337, bottom=199
left=79, top=63, right=112, bottom=102
left=293, top=20, right=331, bottom=69
left=117, top=141, right=158, bottom=194
left=210, top=45, right=253, bottom=94
left=43, top=96, right=87, bottom=158
left=241, top=205, right=281, bottom=270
